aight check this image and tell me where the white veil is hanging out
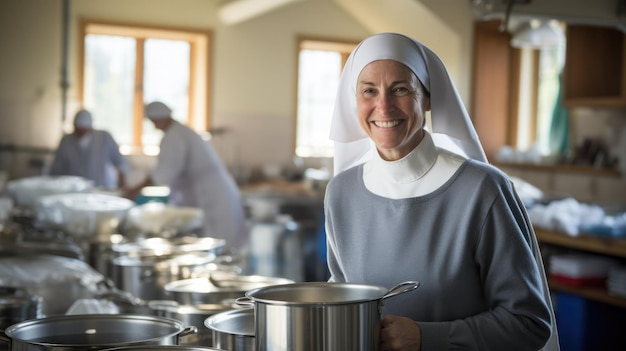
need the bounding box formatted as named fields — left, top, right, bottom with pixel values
left=329, top=32, right=488, bottom=175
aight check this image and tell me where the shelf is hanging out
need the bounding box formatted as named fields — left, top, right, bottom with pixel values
left=548, top=278, right=626, bottom=310
left=535, top=228, right=626, bottom=259
left=536, top=228, right=626, bottom=308
left=495, top=162, right=621, bottom=177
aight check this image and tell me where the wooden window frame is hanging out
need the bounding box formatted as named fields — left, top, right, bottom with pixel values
left=78, top=19, right=213, bottom=152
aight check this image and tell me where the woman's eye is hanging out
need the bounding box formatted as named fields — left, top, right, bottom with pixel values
left=393, top=87, right=410, bottom=95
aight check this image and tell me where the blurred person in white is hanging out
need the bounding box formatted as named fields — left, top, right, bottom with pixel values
left=324, top=32, right=559, bottom=351
left=50, top=109, right=129, bottom=189
left=124, top=101, right=248, bottom=251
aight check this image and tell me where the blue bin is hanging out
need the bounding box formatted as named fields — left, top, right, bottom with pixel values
left=554, top=292, right=626, bottom=351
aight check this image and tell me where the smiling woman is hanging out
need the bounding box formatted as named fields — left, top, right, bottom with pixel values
left=355, top=60, right=429, bottom=161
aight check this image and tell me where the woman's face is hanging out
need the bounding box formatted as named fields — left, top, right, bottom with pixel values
left=356, top=59, right=430, bottom=161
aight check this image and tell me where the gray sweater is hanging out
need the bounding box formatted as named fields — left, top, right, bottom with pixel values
left=324, top=160, right=552, bottom=350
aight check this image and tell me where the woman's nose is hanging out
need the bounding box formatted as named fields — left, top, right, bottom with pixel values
left=375, top=93, right=395, bottom=114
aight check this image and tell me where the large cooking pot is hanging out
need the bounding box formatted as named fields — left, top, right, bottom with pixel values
left=110, top=252, right=218, bottom=301
left=102, top=347, right=225, bottom=351
left=0, top=314, right=196, bottom=350
left=112, top=237, right=226, bottom=258
left=236, top=281, right=419, bottom=351
left=149, top=300, right=249, bottom=346
left=204, top=308, right=255, bottom=351
left=164, top=272, right=294, bottom=306
left=0, top=286, right=42, bottom=330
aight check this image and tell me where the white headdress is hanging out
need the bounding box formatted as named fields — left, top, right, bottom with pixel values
left=330, top=32, right=487, bottom=175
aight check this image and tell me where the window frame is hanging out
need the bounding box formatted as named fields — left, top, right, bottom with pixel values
left=78, top=19, right=213, bottom=154
left=293, top=35, right=359, bottom=159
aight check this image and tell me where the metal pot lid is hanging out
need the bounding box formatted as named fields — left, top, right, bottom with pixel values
left=5, top=314, right=188, bottom=345
left=112, top=236, right=226, bottom=257
left=102, top=347, right=226, bottom=351
left=164, top=272, right=294, bottom=293
left=0, top=286, right=41, bottom=307
left=204, top=308, right=255, bottom=337
left=112, top=252, right=217, bottom=267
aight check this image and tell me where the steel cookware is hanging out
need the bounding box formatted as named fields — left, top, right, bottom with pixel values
left=0, top=286, right=42, bottom=330
left=0, top=314, right=196, bottom=350
left=112, top=237, right=226, bottom=258
left=102, top=347, right=225, bottom=351
left=148, top=300, right=248, bottom=346
left=204, top=308, right=255, bottom=351
left=110, top=252, right=218, bottom=300
left=236, top=280, right=420, bottom=351
left=164, top=272, right=294, bottom=306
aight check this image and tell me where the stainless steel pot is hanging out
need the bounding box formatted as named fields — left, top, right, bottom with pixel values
left=148, top=300, right=248, bottom=346
left=164, top=272, right=294, bottom=306
left=112, top=237, right=226, bottom=258
left=110, top=252, right=217, bottom=300
left=102, top=346, right=226, bottom=351
left=236, top=281, right=419, bottom=351
left=204, top=308, right=255, bottom=351
left=0, top=286, right=42, bottom=330
left=0, top=314, right=196, bottom=350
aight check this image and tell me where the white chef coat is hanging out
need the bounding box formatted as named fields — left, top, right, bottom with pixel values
left=151, top=121, right=248, bottom=250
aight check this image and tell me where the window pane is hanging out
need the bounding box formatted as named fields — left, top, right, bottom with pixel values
left=537, top=44, right=565, bottom=155
left=83, top=34, right=136, bottom=145
left=296, top=50, right=341, bottom=158
left=143, top=39, right=191, bottom=147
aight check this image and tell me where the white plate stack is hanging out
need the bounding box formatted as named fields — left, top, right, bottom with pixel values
left=607, top=266, right=626, bottom=298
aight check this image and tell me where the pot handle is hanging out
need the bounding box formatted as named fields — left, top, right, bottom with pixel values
left=234, top=296, right=255, bottom=306
left=178, top=326, right=198, bottom=338
left=0, top=330, right=10, bottom=348
left=382, top=281, right=420, bottom=301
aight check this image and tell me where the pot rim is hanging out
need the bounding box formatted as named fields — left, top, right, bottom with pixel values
left=4, top=314, right=189, bottom=347
left=239, top=281, right=420, bottom=306
left=164, top=275, right=295, bottom=293
left=204, top=308, right=255, bottom=337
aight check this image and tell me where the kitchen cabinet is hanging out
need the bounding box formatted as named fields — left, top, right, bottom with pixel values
left=536, top=228, right=626, bottom=308
left=563, top=24, right=626, bottom=107
left=536, top=228, right=626, bottom=350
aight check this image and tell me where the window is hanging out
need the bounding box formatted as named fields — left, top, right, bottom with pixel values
left=515, top=43, right=566, bottom=154
left=79, top=21, right=211, bottom=155
left=295, top=38, right=357, bottom=158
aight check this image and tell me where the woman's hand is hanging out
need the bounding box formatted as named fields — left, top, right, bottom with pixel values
left=380, top=315, right=421, bottom=351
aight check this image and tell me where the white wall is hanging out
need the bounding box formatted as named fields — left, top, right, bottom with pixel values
left=0, top=0, right=475, bottom=180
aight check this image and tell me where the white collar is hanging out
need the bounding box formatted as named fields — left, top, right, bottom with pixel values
left=367, top=131, right=437, bottom=184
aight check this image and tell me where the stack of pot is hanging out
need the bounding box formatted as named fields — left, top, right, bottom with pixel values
left=157, top=271, right=293, bottom=347
left=108, top=237, right=228, bottom=301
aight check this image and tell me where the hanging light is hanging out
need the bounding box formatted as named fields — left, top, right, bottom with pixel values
left=511, top=19, right=565, bottom=49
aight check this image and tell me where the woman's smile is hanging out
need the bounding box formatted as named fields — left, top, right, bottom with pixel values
left=373, top=119, right=403, bottom=128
